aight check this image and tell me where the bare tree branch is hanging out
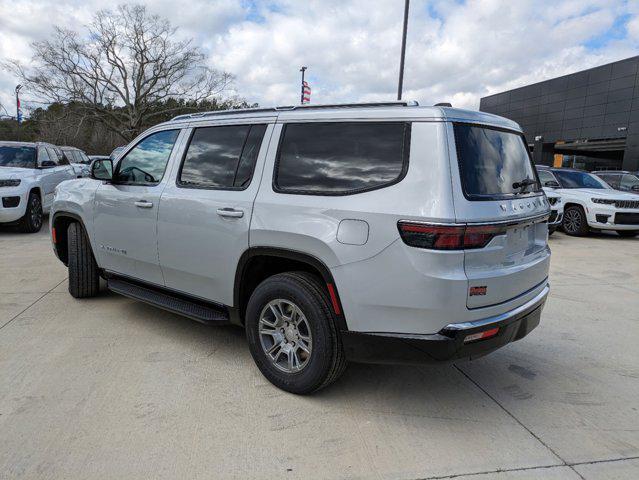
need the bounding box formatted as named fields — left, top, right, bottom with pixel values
left=5, top=4, right=235, bottom=141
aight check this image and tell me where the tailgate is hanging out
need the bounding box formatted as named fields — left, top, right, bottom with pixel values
left=464, top=215, right=550, bottom=308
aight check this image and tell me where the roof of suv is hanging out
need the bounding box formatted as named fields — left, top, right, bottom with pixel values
left=60, top=146, right=85, bottom=151
left=0, top=141, right=57, bottom=148
left=162, top=102, right=522, bottom=132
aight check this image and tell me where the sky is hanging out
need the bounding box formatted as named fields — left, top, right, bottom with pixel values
left=0, top=0, right=638, bottom=117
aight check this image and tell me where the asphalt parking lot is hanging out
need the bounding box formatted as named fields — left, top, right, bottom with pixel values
left=0, top=221, right=637, bottom=480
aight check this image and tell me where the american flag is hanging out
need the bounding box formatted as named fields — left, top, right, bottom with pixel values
left=16, top=97, right=22, bottom=124
left=302, top=81, right=311, bottom=104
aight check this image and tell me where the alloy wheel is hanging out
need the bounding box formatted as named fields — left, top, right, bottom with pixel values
left=258, top=299, right=313, bottom=373
left=30, top=196, right=43, bottom=230
left=563, top=208, right=581, bottom=234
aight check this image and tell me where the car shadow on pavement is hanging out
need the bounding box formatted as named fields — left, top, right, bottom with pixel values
left=108, top=292, right=487, bottom=407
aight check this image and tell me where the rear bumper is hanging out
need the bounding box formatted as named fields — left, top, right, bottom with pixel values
left=342, top=283, right=549, bottom=365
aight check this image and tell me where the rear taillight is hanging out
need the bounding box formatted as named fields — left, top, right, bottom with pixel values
left=398, top=222, right=506, bottom=250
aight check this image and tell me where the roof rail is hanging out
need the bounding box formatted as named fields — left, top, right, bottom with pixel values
left=172, top=107, right=278, bottom=121
left=171, top=100, right=419, bottom=121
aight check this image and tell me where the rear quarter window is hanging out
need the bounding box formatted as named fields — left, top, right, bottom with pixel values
left=274, top=122, right=411, bottom=195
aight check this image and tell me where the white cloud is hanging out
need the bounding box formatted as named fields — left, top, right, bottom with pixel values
left=0, top=0, right=637, bottom=117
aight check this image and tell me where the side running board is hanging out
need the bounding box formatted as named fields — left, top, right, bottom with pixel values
left=107, top=277, right=230, bottom=325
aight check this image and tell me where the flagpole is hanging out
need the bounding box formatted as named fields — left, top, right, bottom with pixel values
left=300, top=66, right=307, bottom=105
left=397, top=0, right=410, bottom=100
left=15, top=84, right=22, bottom=140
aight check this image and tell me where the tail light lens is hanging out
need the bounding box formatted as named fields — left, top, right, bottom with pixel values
left=398, top=222, right=507, bottom=250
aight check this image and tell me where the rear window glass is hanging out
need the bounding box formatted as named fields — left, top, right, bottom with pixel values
left=454, top=123, right=540, bottom=199
left=275, top=122, right=410, bottom=195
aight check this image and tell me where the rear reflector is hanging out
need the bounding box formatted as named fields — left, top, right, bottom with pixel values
left=52, top=227, right=57, bottom=244
left=398, top=222, right=507, bottom=250
left=464, top=327, right=499, bottom=343
left=326, top=283, right=341, bottom=315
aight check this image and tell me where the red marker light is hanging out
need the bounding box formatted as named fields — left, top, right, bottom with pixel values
left=464, top=327, right=499, bottom=343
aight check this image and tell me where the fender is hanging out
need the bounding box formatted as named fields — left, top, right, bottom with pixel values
left=234, top=247, right=348, bottom=331
left=50, top=211, right=91, bottom=265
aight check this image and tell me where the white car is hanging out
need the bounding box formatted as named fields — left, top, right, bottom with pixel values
left=543, top=189, right=563, bottom=235
left=60, top=146, right=91, bottom=177
left=537, top=166, right=639, bottom=237
left=51, top=102, right=551, bottom=393
left=0, top=141, right=77, bottom=232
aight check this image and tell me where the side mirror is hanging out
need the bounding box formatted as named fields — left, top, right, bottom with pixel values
left=632, top=185, right=639, bottom=192
left=544, top=180, right=560, bottom=188
left=90, top=159, right=113, bottom=181
left=38, top=160, right=57, bottom=169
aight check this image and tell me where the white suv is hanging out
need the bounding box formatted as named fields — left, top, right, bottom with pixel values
left=539, top=166, right=639, bottom=237
left=0, top=141, right=77, bottom=232
left=51, top=102, right=551, bottom=393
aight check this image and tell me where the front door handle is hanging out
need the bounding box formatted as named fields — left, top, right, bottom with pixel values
left=134, top=200, right=153, bottom=209
left=216, top=208, right=244, bottom=218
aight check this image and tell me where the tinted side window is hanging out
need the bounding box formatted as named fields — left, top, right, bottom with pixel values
left=55, top=148, right=70, bottom=165
left=620, top=174, right=639, bottom=191
left=275, top=122, right=410, bottom=195
left=116, top=130, right=179, bottom=185
left=38, top=148, right=52, bottom=164
left=179, top=124, right=266, bottom=189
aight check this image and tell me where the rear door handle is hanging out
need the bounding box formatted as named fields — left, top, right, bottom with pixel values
left=216, top=208, right=244, bottom=218
left=134, top=200, right=153, bottom=208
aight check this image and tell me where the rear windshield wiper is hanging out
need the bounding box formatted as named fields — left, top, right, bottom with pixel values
left=512, top=178, right=537, bottom=193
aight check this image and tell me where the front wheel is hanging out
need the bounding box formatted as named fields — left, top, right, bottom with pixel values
left=245, top=272, right=347, bottom=394
left=18, top=192, right=43, bottom=233
left=67, top=222, right=100, bottom=298
left=562, top=206, right=589, bottom=236
left=617, top=230, right=638, bottom=238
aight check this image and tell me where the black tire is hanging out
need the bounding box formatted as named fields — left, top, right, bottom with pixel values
left=18, top=191, right=43, bottom=233
left=562, top=205, right=589, bottom=236
left=245, top=272, right=347, bottom=394
left=617, top=230, right=638, bottom=238
left=67, top=222, right=100, bottom=298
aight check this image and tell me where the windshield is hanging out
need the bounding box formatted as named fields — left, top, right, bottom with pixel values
left=454, top=123, right=540, bottom=199
left=553, top=170, right=609, bottom=189
left=0, top=146, right=37, bottom=168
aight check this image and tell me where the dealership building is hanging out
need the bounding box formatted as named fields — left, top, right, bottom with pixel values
left=480, top=56, right=639, bottom=172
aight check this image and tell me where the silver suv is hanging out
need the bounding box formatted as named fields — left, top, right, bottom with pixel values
left=51, top=102, right=551, bottom=394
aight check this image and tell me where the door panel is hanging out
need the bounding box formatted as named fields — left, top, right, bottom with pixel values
left=93, top=128, right=185, bottom=285
left=157, top=123, right=273, bottom=305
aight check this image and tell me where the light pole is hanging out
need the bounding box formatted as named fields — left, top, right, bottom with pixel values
left=397, top=0, right=410, bottom=100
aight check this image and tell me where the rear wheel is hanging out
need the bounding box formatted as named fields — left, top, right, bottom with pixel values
left=562, top=206, right=589, bottom=236
left=18, top=192, right=43, bottom=233
left=67, top=222, right=100, bottom=298
left=245, top=272, right=347, bottom=394
left=617, top=230, right=638, bottom=238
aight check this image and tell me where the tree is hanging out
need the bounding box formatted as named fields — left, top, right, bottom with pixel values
left=8, top=5, right=234, bottom=142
